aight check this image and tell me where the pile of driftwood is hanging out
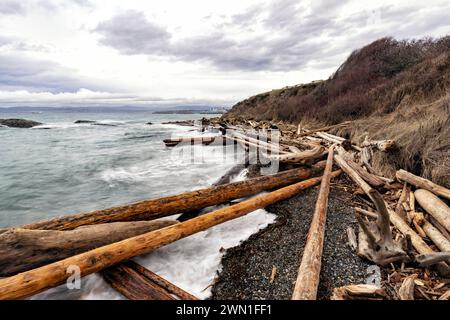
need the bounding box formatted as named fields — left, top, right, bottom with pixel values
left=0, top=119, right=448, bottom=300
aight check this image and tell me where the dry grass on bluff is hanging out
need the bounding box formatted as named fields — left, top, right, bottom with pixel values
left=223, top=36, right=450, bottom=188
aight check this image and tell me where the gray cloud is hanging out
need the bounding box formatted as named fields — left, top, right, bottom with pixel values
left=0, top=1, right=26, bottom=15
left=0, top=54, right=110, bottom=93
left=93, top=1, right=450, bottom=73
left=96, top=11, right=171, bottom=55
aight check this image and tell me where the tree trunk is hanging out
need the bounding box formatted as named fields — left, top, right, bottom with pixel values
left=415, top=189, right=450, bottom=232
left=292, top=146, right=335, bottom=300
left=20, top=167, right=316, bottom=231
left=0, top=220, right=177, bottom=277
left=396, top=170, right=450, bottom=200
left=0, top=170, right=342, bottom=300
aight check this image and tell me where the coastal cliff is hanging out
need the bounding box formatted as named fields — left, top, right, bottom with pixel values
left=223, top=36, right=450, bottom=187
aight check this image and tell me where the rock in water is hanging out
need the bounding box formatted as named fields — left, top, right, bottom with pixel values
left=0, top=119, right=42, bottom=128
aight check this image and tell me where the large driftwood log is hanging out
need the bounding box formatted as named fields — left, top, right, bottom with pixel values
left=335, top=154, right=408, bottom=265
left=422, top=221, right=450, bottom=252
left=102, top=263, right=174, bottom=300
left=361, top=137, right=396, bottom=151
left=0, top=220, right=177, bottom=277
left=416, top=252, right=450, bottom=267
left=163, top=136, right=225, bottom=147
left=396, top=169, right=450, bottom=200
left=268, top=146, right=326, bottom=164
left=337, top=149, right=385, bottom=188
left=415, top=189, right=450, bottom=232
left=0, top=170, right=342, bottom=300
left=20, top=167, right=316, bottom=231
left=296, top=121, right=351, bottom=138
left=292, top=146, right=335, bottom=300
left=102, top=260, right=198, bottom=300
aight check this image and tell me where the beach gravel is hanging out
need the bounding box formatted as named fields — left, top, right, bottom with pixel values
left=211, top=176, right=373, bottom=300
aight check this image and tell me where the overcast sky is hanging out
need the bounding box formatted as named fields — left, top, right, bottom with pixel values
left=0, top=0, right=448, bottom=107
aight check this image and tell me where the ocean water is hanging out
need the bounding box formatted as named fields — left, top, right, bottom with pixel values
left=0, top=110, right=235, bottom=227
left=0, top=109, right=276, bottom=299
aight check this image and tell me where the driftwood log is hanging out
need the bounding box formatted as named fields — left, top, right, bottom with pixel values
left=0, top=170, right=342, bottom=300
left=296, top=121, right=351, bottom=138
left=0, top=220, right=177, bottom=277
left=361, top=137, right=396, bottom=151
left=292, top=146, right=335, bottom=300
left=396, top=169, right=450, bottom=200
left=102, top=260, right=198, bottom=300
left=20, top=167, right=316, bottom=231
left=335, top=154, right=409, bottom=265
left=268, top=146, right=326, bottom=164
left=422, top=221, right=450, bottom=252
left=331, top=284, right=386, bottom=300
left=415, top=189, right=450, bottom=232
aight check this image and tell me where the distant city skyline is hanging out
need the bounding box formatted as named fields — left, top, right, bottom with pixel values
left=0, top=0, right=448, bottom=107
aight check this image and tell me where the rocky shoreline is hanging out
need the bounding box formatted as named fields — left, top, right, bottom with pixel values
left=210, top=175, right=374, bottom=300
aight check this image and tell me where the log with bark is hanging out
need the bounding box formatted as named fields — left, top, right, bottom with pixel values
left=0, top=170, right=342, bottom=300
left=415, top=189, right=450, bottom=232
left=20, top=167, right=317, bottom=231
left=396, top=169, right=450, bottom=200
left=292, top=146, right=335, bottom=300
left=0, top=220, right=177, bottom=277
left=102, top=260, right=198, bottom=300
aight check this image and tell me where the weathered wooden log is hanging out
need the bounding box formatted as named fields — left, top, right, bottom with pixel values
left=20, top=167, right=316, bottom=231
left=102, top=263, right=174, bottom=300
left=416, top=252, right=450, bottom=267
left=398, top=274, right=416, bottom=300
left=342, top=154, right=385, bottom=188
left=387, top=208, right=450, bottom=276
left=268, top=146, right=326, bottom=164
left=102, top=260, right=198, bottom=300
left=292, top=146, right=335, bottom=300
left=331, top=284, right=386, bottom=300
left=296, top=121, right=351, bottom=138
left=422, top=221, right=450, bottom=252
left=163, top=136, right=223, bottom=147
left=361, top=136, right=396, bottom=151
left=0, top=170, right=342, bottom=300
left=429, top=216, right=450, bottom=241
left=0, top=220, right=177, bottom=277
left=125, top=260, right=198, bottom=300
left=354, top=207, right=378, bottom=219
left=335, top=154, right=408, bottom=265
left=415, top=189, right=450, bottom=232
left=396, top=169, right=450, bottom=200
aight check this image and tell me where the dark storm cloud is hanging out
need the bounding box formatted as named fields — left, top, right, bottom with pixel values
left=0, top=54, right=109, bottom=93
left=94, top=0, right=449, bottom=72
